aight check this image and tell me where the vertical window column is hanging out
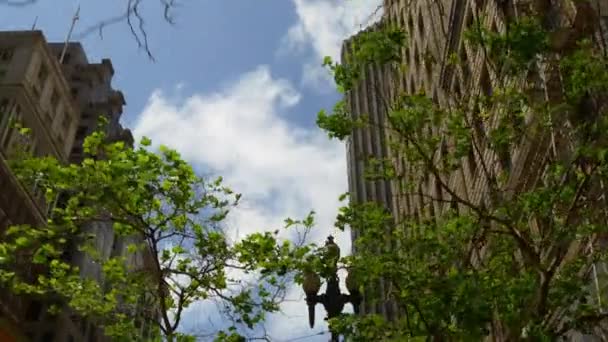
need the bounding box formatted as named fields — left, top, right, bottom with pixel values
left=0, top=101, right=16, bottom=151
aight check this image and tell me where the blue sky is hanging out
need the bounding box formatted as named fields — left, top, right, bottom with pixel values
left=1, top=0, right=381, bottom=340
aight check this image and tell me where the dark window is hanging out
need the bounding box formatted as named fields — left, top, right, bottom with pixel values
left=71, top=88, right=78, bottom=99
left=450, top=199, right=459, bottom=214
left=50, top=90, right=59, bottom=108
left=413, top=44, right=420, bottom=72
left=62, top=53, right=71, bottom=64
left=88, top=326, right=96, bottom=342
left=0, top=98, right=9, bottom=113
left=38, top=64, right=47, bottom=83
left=60, top=240, right=74, bottom=263
left=75, top=126, right=87, bottom=140
left=32, top=83, right=40, bottom=98
left=62, top=114, right=72, bottom=130
left=453, top=78, right=462, bottom=98
left=408, top=14, right=414, bottom=36
left=418, top=11, right=425, bottom=37
left=432, top=89, right=439, bottom=105
left=468, top=147, right=477, bottom=176
left=465, top=11, right=474, bottom=30
left=0, top=49, right=13, bottom=62
left=498, top=150, right=511, bottom=172
left=435, top=176, right=443, bottom=204
left=71, top=146, right=83, bottom=156
left=41, top=331, right=54, bottom=342
left=80, top=319, right=88, bottom=337
left=25, top=300, right=42, bottom=321
left=480, top=65, right=493, bottom=98
left=460, top=46, right=471, bottom=83
left=55, top=192, right=69, bottom=210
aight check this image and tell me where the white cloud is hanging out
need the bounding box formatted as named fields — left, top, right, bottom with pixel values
left=300, top=62, right=335, bottom=94
left=281, top=0, right=383, bottom=90
left=133, top=65, right=349, bottom=340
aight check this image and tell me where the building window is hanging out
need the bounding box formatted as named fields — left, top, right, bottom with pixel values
left=480, top=65, right=493, bottom=98
left=62, top=53, right=71, bottom=64
left=432, top=89, right=439, bottom=104
left=460, top=46, right=471, bottom=84
left=75, top=126, right=87, bottom=140
left=71, top=146, right=83, bottom=156
left=38, top=64, right=48, bottom=83
left=450, top=199, right=459, bottom=214
left=453, top=78, right=462, bottom=98
left=71, top=88, right=78, bottom=99
left=62, top=114, right=72, bottom=131
left=56, top=132, right=63, bottom=146
left=80, top=319, right=88, bottom=338
left=0, top=98, right=9, bottom=114
left=25, top=300, right=42, bottom=321
left=32, top=83, right=40, bottom=98
left=50, top=90, right=59, bottom=108
left=0, top=48, right=13, bottom=62
left=468, top=146, right=477, bottom=176
left=417, top=10, right=425, bottom=38
left=465, top=9, right=474, bottom=31
left=408, top=14, right=414, bottom=36
left=471, top=102, right=485, bottom=137
left=41, top=332, right=55, bottom=342
left=88, top=326, right=96, bottom=342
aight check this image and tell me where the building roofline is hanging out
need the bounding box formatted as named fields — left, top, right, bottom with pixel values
left=101, top=58, right=114, bottom=76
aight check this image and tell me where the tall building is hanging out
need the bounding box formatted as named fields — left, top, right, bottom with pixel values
left=0, top=31, right=81, bottom=341
left=46, top=42, right=156, bottom=341
left=344, top=0, right=608, bottom=333
left=0, top=31, right=80, bottom=232
left=0, top=30, right=153, bottom=341
left=46, top=42, right=133, bottom=163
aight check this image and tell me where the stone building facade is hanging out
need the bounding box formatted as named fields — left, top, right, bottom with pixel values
left=344, top=0, right=608, bottom=332
left=0, top=31, right=80, bottom=232
left=0, top=31, right=81, bottom=341
left=0, top=31, right=154, bottom=341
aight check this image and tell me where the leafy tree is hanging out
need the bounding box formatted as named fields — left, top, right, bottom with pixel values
left=0, top=125, right=316, bottom=341
left=318, top=3, right=608, bottom=340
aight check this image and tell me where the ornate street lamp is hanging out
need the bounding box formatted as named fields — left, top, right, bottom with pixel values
left=302, top=236, right=361, bottom=342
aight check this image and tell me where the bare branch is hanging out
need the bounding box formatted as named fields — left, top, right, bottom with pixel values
left=0, top=0, right=36, bottom=6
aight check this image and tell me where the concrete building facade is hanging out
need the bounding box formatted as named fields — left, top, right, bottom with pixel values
left=0, top=30, right=152, bottom=341
left=344, top=0, right=608, bottom=335
left=0, top=31, right=81, bottom=342
left=0, top=31, right=80, bottom=232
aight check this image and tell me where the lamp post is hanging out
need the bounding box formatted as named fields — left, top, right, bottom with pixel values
left=302, top=236, right=361, bottom=342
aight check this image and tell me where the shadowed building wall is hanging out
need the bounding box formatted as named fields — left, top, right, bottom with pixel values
left=344, top=0, right=608, bottom=336
left=0, top=30, right=153, bottom=342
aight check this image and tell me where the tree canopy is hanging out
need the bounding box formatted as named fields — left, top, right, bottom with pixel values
left=0, top=123, right=324, bottom=341
left=318, top=3, right=608, bottom=341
